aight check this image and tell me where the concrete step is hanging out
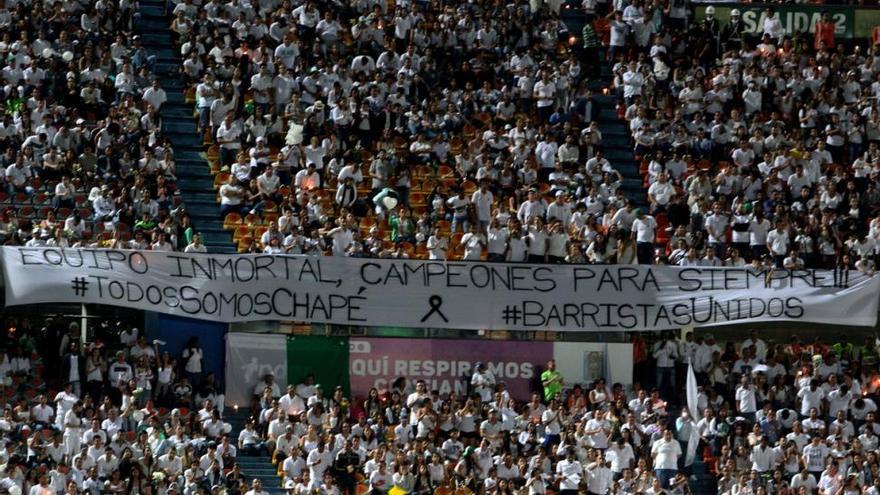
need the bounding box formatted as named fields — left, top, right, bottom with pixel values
left=178, top=178, right=214, bottom=190
left=163, top=106, right=193, bottom=118
left=203, top=232, right=234, bottom=247
left=155, top=62, right=178, bottom=75
left=603, top=149, right=633, bottom=161
left=598, top=124, right=629, bottom=135
left=207, top=244, right=238, bottom=254
left=140, top=19, right=168, bottom=32
left=181, top=192, right=219, bottom=202
left=196, top=219, right=225, bottom=230
left=140, top=4, right=165, bottom=17
left=142, top=33, right=172, bottom=45
left=598, top=108, right=620, bottom=120
left=243, top=468, right=278, bottom=476
left=167, top=92, right=186, bottom=104
left=144, top=0, right=236, bottom=254
left=163, top=121, right=198, bottom=135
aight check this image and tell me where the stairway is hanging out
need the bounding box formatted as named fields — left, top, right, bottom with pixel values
left=137, top=0, right=237, bottom=254
left=560, top=11, right=707, bottom=492
left=593, top=93, right=645, bottom=207
left=559, top=9, right=645, bottom=208
left=225, top=410, right=286, bottom=495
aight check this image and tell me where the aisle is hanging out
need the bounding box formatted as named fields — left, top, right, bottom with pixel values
left=139, top=0, right=238, bottom=253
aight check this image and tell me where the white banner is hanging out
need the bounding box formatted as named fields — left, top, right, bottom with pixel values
left=685, top=361, right=700, bottom=467
left=224, top=332, right=288, bottom=407
left=1, top=247, right=878, bottom=331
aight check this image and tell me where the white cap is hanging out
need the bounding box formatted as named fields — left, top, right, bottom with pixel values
left=730, top=8, right=740, bottom=16
left=705, top=6, right=715, bottom=14
left=284, top=481, right=296, bottom=490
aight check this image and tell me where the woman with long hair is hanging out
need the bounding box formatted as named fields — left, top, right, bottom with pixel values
left=615, top=229, right=637, bottom=264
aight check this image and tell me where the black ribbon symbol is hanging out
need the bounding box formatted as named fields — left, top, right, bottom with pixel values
left=420, top=295, right=448, bottom=323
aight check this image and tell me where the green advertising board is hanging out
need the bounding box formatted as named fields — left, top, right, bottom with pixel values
left=693, top=3, right=879, bottom=39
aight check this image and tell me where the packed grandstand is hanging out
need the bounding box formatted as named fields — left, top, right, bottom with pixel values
left=2, top=323, right=880, bottom=495
left=0, top=0, right=878, bottom=493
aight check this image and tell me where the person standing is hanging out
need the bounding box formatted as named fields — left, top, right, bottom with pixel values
left=813, top=11, right=835, bottom=50
left=651, top=429, right=682, bottom=488
left=766, top=219, right=790, bottom=268
left=555, top=449, right=583, bottom=495
left=631, top=209, right=657, bottom=265
left=182, top=337, right=204, bottom=390
left=585, top=452, right=612, bottom=495
left=541, top=360, right=564, bottom=402
left=653, top=332, right=678, bottom=400
left=471, top=363, right=496, bottom=403
left=735, top=375, right=758, bottom=422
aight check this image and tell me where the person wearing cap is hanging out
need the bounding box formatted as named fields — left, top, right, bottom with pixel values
left=699, top=6, right=720, bottom=60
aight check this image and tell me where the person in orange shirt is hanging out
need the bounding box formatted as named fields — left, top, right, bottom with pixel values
left=814, top=11, right=836, bottom=51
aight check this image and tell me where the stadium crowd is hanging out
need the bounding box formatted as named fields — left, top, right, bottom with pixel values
left=0, top=0, right=202, bottom=252
left=4, top=311, right=880, bottom=495
left=0, top=0, right=879, bottom=494
left=0, top=318, right=238, bottom=495
left=0, top=0, right=875, bottom=270
left=249, top=330, right=880, bottom=495
left=165, top=0, right=880, bottom=270
left=618, top=7, right=880, bottom=272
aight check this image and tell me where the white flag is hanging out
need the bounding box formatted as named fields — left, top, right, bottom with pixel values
left=684, top=360, right=700, bottom=466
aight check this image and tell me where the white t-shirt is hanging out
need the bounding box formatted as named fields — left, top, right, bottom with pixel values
left=766, top=229, right=789, bottom=255
left=749, top=218, right=771, bottom=246
left=555, top=459, right=583, bottom=491
left=648, top=181, right=674, bottom=206
left=651, top=438, right=682, bottom=470
left=460, top=233, right=485, bottom=261
left=182, top=348, right=202, bottom=373
left=735, top=385, right=757, bottom=413
left=533, top=80, right=556, bottom=108
left=632, top=216, right=656, bottom=243
left=369, top=471, right=392, bottom=493
left=797, top=387, right=826, bottom=416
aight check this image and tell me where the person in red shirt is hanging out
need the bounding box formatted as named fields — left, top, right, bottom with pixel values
left=814, top=11, right=836, bottom=50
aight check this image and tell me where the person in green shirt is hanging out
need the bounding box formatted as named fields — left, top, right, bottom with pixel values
left=581, top=20, right=601, bottom=72
left=134, top=212, right=157, bottom=232
left=388, top=206, right=415, bottom=243
left=858, top=336, right=879, bottom=369
left=541, top=359, right=564, bottom=402
left=831, top=334, right=854, bottom=360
